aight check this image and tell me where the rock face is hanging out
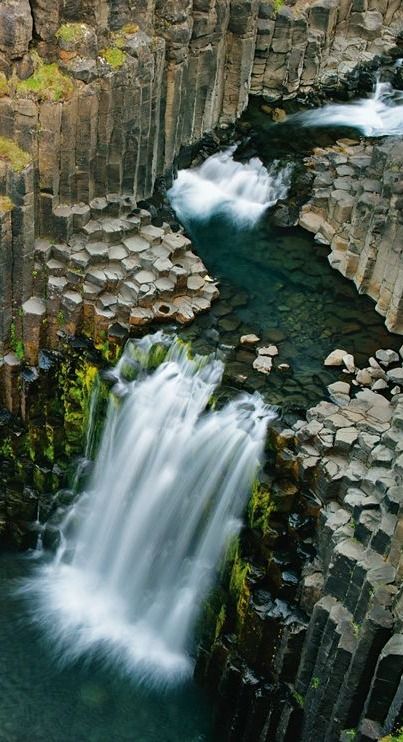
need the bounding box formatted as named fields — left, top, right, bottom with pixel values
left=299, top=137, right=403, bottom=334
left=198, top=351, right=403, bottom=741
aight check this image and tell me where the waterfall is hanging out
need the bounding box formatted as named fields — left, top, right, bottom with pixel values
left=25, top=333, right=275, bottom=685
left=289, top=78, right=403, bottom=137
left=168, top=146, right=292, bottom=226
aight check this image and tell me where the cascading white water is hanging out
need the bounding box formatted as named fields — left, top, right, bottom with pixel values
left=25, top=333, right=275, bottom=685
left=290, top=79, right=403, bottom=137
left=168, top=146, right=292, bottom=226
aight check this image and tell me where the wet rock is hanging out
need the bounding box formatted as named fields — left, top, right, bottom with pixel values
left=241, top=334, right=260, bottom=345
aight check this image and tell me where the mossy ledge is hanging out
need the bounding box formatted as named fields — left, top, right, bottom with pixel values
left=0, top=137, right=31, bottom=172
left=16, top=56, right=74, bottom=102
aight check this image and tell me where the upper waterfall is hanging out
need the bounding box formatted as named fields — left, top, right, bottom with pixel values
left=289, top=79, right=403, bottom=137
left=24, top=334, right=275, bottom=685
left=168, top=146, right=292, bottom=226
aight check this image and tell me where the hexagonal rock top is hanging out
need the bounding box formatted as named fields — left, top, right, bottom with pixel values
left=32, top=200, right=220, bottom=350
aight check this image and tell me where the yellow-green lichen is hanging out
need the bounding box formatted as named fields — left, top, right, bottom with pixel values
left=0, top=73, right=9, bottom=97
left=0, top=195, right=14, bottom=212
left=0, top=137, right=31, bottom=172
left=113, top=23, right=140, bottom=48
left=100, top=47, right=127, bottom=69
left=16, top=57, right=74, bottom=102
left=55, top=22, right=88, bottom=44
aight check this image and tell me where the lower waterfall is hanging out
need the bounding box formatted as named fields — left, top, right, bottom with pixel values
left=24, top=333, right=275, bottom=685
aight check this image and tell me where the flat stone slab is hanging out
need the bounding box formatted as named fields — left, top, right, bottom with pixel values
left=123, top=235, right=150, bottom=253
left=22, top=297, right=46, bottom=316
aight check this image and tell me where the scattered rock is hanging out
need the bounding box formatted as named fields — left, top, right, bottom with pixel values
left=240, top=334, right=260, bottom=346
left=375, top=349, right=400, bottom=366
left=343, top=353, right=355, bottom=373
left=253, top=356, right=272, bottom=374
left=386, top=368, right=403, bottom=385
left=324, top=348, right=347, bottom=366
left=257, top=345, right=278, bottom=357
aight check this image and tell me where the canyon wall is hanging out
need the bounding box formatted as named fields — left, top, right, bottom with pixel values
left=0, top=0, right=402, bottom=375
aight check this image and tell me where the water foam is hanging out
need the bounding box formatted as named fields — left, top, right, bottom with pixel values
left=24, top=334, right=275, bottom=685
left=290, top=79, right=403, bottom=137
left=168, top=146, right=292, bottom=226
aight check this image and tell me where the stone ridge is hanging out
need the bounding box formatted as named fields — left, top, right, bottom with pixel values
left=299, top=137, right=403, bottom=334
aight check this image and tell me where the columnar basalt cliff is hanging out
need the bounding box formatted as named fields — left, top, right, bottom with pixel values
left=0, top=0, right=402, bottom=380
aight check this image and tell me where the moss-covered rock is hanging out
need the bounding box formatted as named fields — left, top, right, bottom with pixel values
left=16, top=55, right=74, bottom=102
left=0, top=136, right=31, bottom=172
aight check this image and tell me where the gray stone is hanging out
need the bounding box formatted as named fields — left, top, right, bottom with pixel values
left=387, top=368, right=403, bottom=385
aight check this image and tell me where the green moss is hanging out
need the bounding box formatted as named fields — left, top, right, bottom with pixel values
left=311, top=676, right=320, bottom=689
left=16, top=57, right=74, bottom=102
left=214, top=604, right=226, bottom=641
left=100, top=47, right=127, bottom=69
left=229, top=542, right=250, bottom=629
left=0, top=195, right=14, bottom=212
left=0, top=438, right=13, bottom=458
left=10, top=322, right=24, bottom=360
left=292, top=690, right=304, bottom=708
left=380, top=728, right=403, bottom=742
left=0, top=137, right=31, bottom=172
left=55, top=23, right=88, bottom=44
left=248, top=479, right=274, bottom=535
left=273, top=0, right=284, bottom=11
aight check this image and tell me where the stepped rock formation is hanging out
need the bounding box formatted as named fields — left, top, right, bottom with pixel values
left=300, top=137, right=403, bottom=334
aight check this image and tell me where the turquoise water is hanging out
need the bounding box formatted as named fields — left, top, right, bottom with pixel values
left=0, top=555, right=213, bottom=742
